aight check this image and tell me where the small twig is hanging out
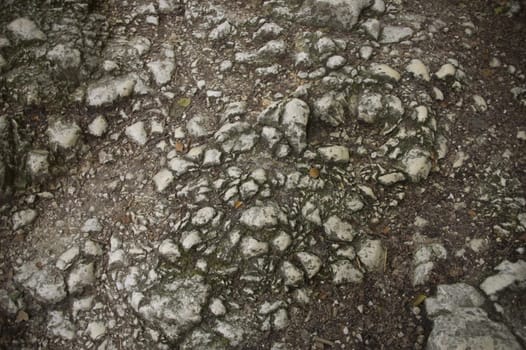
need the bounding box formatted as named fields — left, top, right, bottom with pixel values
left=313, top=336, right=335, bottom=347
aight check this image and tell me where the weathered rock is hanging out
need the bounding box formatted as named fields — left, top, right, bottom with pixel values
left=214, top=122, right=259, bottom=153
left=240, top=237, right=269, bottom=258
left=88, top=116, right=108, bottom=137
left=313, top=92, right=347, bottom=127
left=153, top=168, right=174, bottom=192
left=368, top=63, right=401, bottom=82
left=56, top=246, right=80, bottom=271
left=86, top=75, right=136, bottom=107
left=331, top=260, right=363, bottom=284
left=406, top=59, right=430, bottom=81
left=281, top=98, right=310, bottom=153
left=240, top=205, right=282, bottom=229
left=296, top=252, right=322, bottom=279
left=12, top=209, right=37, bottom=230
left=281, top=261, right=304, bottom=287
left=401, top=148, right=432, bottom=182
left=192, top=207, right=216, bottom=226
left=47, top=119, right=81, bottom=149
left=299, top=0, right=373, bottom=30
left=358, top=92, right=383, bottom=123
left=323, top=216, right=357, bottom=242
left=357, top=240, right=385, bottom=271
left=480, top=260, right=526, bottom=295
left=147, top=59, right=175, bottom=86
left=47, top=44, right=81, bottom=70
left=15, top=262, right=67, bottom=304
left=48, top=311, right=76, bottom=340
left=168, top=157, right=197, bottom=176
left=81, top=218, right=103, bottom=233
left=380, top=26, right=413, bottom=43
left=318, top=145, right=350, bottom=163
left=425, top=283, right=485, bottom=317
left=67, top=263, right=96, bottom=294
left=125, top=121, right=148, bottom=145
left=7, top=18, right=46, bottom=42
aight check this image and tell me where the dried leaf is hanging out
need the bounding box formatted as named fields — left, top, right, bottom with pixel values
left=381, top=226, right=391, bottom=235
left=468, top=209, right=477, bottom=218
left=15, top=310, right=29, bottom=323
left=412, top=294, right=426, bottom=307
left=234, top=200, right=243, bottom=209
left=175, top=141, right=185, bottom=153
left=35, top=261, right=43, bottom=269
left=309, top=167, right=320, bottom=179
left=177, top=97, right=191, bottom=108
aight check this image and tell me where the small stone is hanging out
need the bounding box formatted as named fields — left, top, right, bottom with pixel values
left=47, top=44, right=81, bottom=69
left=86, top=75, right=136, bottom=107
left=326, top=55, right=346, bottom=70
left=331, top=260, right=363, bottom=285
left=254, top=22, right=283, bottom=40
left=434, top=63, right=456, bottom=80
left=12, top=209, right=37, bottom=230
left=168, top=157, right=196, bottom=176
left=358, top=92, right=383, bottom=124
left=380, top=26, right=413, bottom=43
left=88, top=116, right=108, bottom=137
left=413, top=261, right=434, bottom=286
left=318, top=146, right=350, bottom=163
left=153, top=168, right=174, bottom=192
left=56, top=246, right=80, bottom=271
left=323, top=216, right=356, bottom=242
left=472, top=95, right=488, bottom=112
left=517, top=130, right=526, bottom=141
left=299, top=0, right=372, bottom=30
left=480, top=260, right=526, bottom=295
left=281, top=261, right=304, bottom=287
left=209, top=298, right=227, bottom=316
left=401, top=148, right=432, bottom=183
left=26, top=150, right=49, bottom=178
left=7, top=18, right=46, bottom=41
left=406, top=59, right=430, bottom=81
left=125, top=121, right=148, bottom=145
left=360, top=46, right=373, bottom=60
left=357, top=240, right=385, bottom=271
left=84, top=241, right=103, bottom=256
left=203, top=149, right=222, bottom=166
left=272, top=309, right=289, bottom=330
left=296, top=252, right=322, bottom=279
left=362, top=19, right=380, bottom=40
left=209, top=21, right=236, bottom=41
left=147, top=59, right=175, bottom=86
left=240, top=237, right=269, bottom=258
left=48, top=311, right=75, bottom=340
left=368, top=63, right=401, bottom=82
left=47, top=119, right=81, bottom=149
left=159, top=239, right=181, bottom=262
left=281, top=98, right=310, bottom=153
left=240, top=205, right=281, bottom=229
left=181, top=231, right=202, bottom=251
left=86, top=321, right=106, bottom=340
left=67, top=263, right=96, bottom=294
left=192, top=207, right=216, bottom=226
left=81, top=218, right=103, bottom=233
left=272, top=232, right=292, bottom=252
left=240, top=180, right=259, bottom=200
left=257, top=39, right=287, bottom=58
left=425, top=283, right=485, bottom=317
left=377, top=172, right=405, bottom=186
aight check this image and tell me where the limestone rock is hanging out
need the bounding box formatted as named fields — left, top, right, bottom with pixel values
left=7, top=18, right=46, bottom=42
left=299, top=0, right=373, bottom=30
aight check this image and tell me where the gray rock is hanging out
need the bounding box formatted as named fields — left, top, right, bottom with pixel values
left=12, top=209, right=37, bottom=230
left=86, top=75, right=136, bottom=107
left=88, top=116, right=108, bottom=137
left=209, top=21, right=236, bottom=41
left=380, top=26, right=413, bottom=43
left=15, top=262, right=67, bottom=304
left=331, top=260, right=363, bottom=284
left=147, top=59, right=175, bottom=86
left=67, top=263, right=96, bottom=294
left=187, top=114, right=216, bottom=137
left=360, top=46, right=374, bottom=60
left=214, top=122, right=259, bottom=153
left=377, top=172, right=405, bottom=185
left=7, top=18, right=46, bottom=42
left=81, top=218, right=103, bottom=233
left=434, top=63, right=456, bottom=80
left=47, top=44, right=81, bottom=70
left=357, top=91, right=383, bottom=124
left=362, top=18, right=381, bottom=40
left=401, top=148, right=432, bottom=182
left=326, top=55, right=347, bottom=70
left=153, top=168, right=174, bottom=192
left=240, top=236, right=269, bottom=258
left=47, top=119, right=81, bottom=149
left=158, top=239, right=181, bottom=262
left=323, top=216, right=357, bottom=242
left=133, top=276, right=210, bottom=341
left=368, top=63, right=401, bottom=82
left=425, top=283, right=485, bottom=317
left=313, top=92, right=347, bottom=127
left=26, top=150, right=49, bottom=179
left=169, top=157, right=197, bottom=176
left=296, top=252, right=322, bottom=279
left=406, top=59, right=431, bottom=81
left=281, top=98, right=310, bottom=153
left=318, top=145, right=350, bottom=163
left=48, top=311, right=76, bottom=340
left=299, top=0, right=373, bottom=30
left=0, top=54, right=6, bottom=71
left=357, top=240, right=385, bottom=271
left=203, top=149, right=222, bottom=166
left=257, top=39, right=287, bottom=58
left=254, top=23, right=284, bottom=40
left=427, top=308, right=522, bottom=350
left=56, top=246, right=80, bottom=271
left=192, top=207, right=216, bottom=226
left=0, top=289, right=19, bottom=315
left=240, top=205, right=282, bottom=229
left=480, top=260, right=526, bottom=295
left=281, top=261, right=304, bottom=287
left=125, top=121, right=148, bottom=146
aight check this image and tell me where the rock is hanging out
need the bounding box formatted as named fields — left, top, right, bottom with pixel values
left=67, top=263, right=96, bottom=294
left=360, top=46, right=373, bottom=60
left=296, top=252, right=322, bottom=279
left=326, top=55, right=346, bottom=70
left=318, top=145, right=350, bottom=163
left=401, top=148, right=432, bottom=182
left=153, top=168, right=174, bottom=192
left=214, top=318, right=245, bottom=346
left=56, top=246, right=80, bottom=271
left=7, top=18, right=46, bottom=42
left=48, top=311, right=76, bottom=340
left=368, top=63, right=401, bottom=82
left=47, top=119, right=81, bottom=149
left=125, top=121, right=148, bottom=145
left=357, top=240, right=385, bottom=271
left=427, top=308, right=522, bottom=350
left=214, top=122, right=259, bottom=153
left=281, top=261, right=304, bottom=287
left=133, top=276, right=210, bottom=341
left=88, top=116, right=108, bottom=137
left=15, top=262, right=67, bottom=304
left=434, top=63, right=456, bottom=80
left=81, top=218, right=103, bottom=233
left=302, top=201, right=322, bottom=225
left=181, top=231, right=202, bottom=251
left=147, top=59, right=175, bottom=86
left=187, top=114, right=216, bottom=137
left=299, top=0, right=374, bottom=30
left=0, top=54, right=6, bottom=70
left=209, top=21, right=236, bottom=41
left=209, top=298, right=227, bottom=316
left=12, top=209, right=37, bottom=230
left=406, top=59, right=430, bottom=81
left=168, top=157, right=197, bottom=176
left=413, top=243, right=447, bottom=286
left=240, top=205, right=282, bottom=229
left=0, top=289, right=18, bottom=315
left=257, top=39, right=287, bottom=58
left=377, top=172, right=405, bottom=185
left=313, top=92, right=347, bottom=127
left=86, top=321, right=106, bottom=340
left=254, top=23, right=284, bottom=40
left=472, top=95, right=488, bottom=112
left=203, top=149, right=222, bottom=166
left=323, top=216, right=357, bottom=242
left=158, top=239, right=181, bottom=262
left=273, top=309, right=289, bottom=330
left=358, top=92, right=383, bottom=123
left=86, top=75, right=136, bottom=107
left=425, top=283, right=485, bottom=317
left=47, top=44, right=81, bottom=70
left=241, top=237, right=269, bottom=258
left=272, top=232, right=292, bottom=252
left=380, top=26, right=413, bottom=43
left=480, top=260, right=526, bottom=295
left=192, top=207, right=216, bottom=226
left=331, top=260, right=363, bottom=284
left=362, top=18, right=380, bottom=40
left=26, top=150, right=49, bottom=178
left=240, top=180, right=259, bottom=199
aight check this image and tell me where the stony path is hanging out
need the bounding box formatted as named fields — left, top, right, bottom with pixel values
left=1, top=0, right=525, bottom=349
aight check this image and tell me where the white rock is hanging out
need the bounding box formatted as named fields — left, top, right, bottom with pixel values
left=56, top=246, right=80, bottom=271
left=257, top=39, right=287, bottom=58
left=296, top=252, right=322, bottom=279
left=434, top=63, right=456, bottom=80
left=357, top=240, right=385, bottom=271
left=67, top=263, right=95, bottom=294
left=125, top=121, right=148, bottom=145
left=84, top=241, right=103, bottom=256
left=88, top=116, right=108, bottom=137
left=26, top=150, right=49, bottom=177
left=47, top=119, right=81, bottom=149
left=12, top=209, right=37, bottom=230
left=240, top=180, right=259, bottom=199
left=281, top=98, right=310, bottom=153
left=377, top=172, right=405, bottom=185
left=240, top=237, right=269, bottom=258
left=81, top=218, right=103, bottom=233
left=299, top=0, right=373, bottom=30
left=0, top=289, right=18, bottom=315
left=181, top=231, right=202, bottom=251
left=413, top=261, right=434, bottom=286
left=254, top=22, right=284, bottom=40
left=301, top=201, right=322, bottom=225
left=360, top=46, right=373, bottom=60
left=159, top=239, right=181, bottom=262
left=272, top=232, right=292, bottom=252
left=326, top=55, right=346, bottom=70
left=281, top=261, right=304, bottom=287
left=425, top=283, right=485, bottom=317
left=14, top=262, right=66, bottom=304
left=272, top=309, right=289, bottom=330
left=153, top=168, right=174, bottom=192
left=323, top=216, right=356, bottom=242
left=472, top=95, right=488, bottom=112
left=108, top=249, right=126, bottom=269
left=86, top=75, right=136, bottom=107
left=7, top=18, right=46, bottom=41
left=86, top=321, right=106, bottom=340
left=517, top=130, right=526, bottom=141
left=369, top=63, right=401, bottom=82
left=406, top=59, right=430, bottom=81
left=47, top=44, right=81, bottom=69
left=209, top=298, right=227, bottom=316
left=240, top=205, right=281, bottom=229
left=480, top=260, right=526, bottom=295
left=331, top=260, right=363, bottom=284
left=361, top=19, right=380, bottom=40
left=318, top=145, right=350, bottom=163
left=358, top=92, right=383, bottom=123
left=203, top=149, right=222, bottom=166
left=147, top=59, right=175, bottom=86
left=380, top=26, right=413, bottom=43
left=192, top=207, right=216, bottom=226
left=209, top=21, right=236, bottom=41
left=401, top=148, right=432, bottom=182
left=48, top=311, right=76, bottom=340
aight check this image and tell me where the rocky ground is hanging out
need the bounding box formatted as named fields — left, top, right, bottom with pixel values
left=0, top=0, right=525, bottom=349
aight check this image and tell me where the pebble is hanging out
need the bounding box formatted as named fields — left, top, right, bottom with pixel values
left=81, top=218, right=103, bottom=233
left=88, top=116, right=108, bottom=137
left=368, top=63, right=401, bottom=82
left=318, top=145, right=350, bottom=163
left=153, top=168, right=174, bottom=192
left=323, top=216, right=357, bottom=242
left=434, top=63, right=456, bottom=80
left=7, top=17, right=46, bottom=41
left=357, top=240, right=385, bottom=271
left=125, top=121, right=148, bottom=145
left=67, top=263, right=96, bottom=294
left=406, top=59, right=430, bottom=81
left=331, top=260, right=363, bottom=285
left=380, top=26, right=413, bottom=43
left=47, top=119, right=81, bottom=149
left=12, top=209, right=38, bottom=230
